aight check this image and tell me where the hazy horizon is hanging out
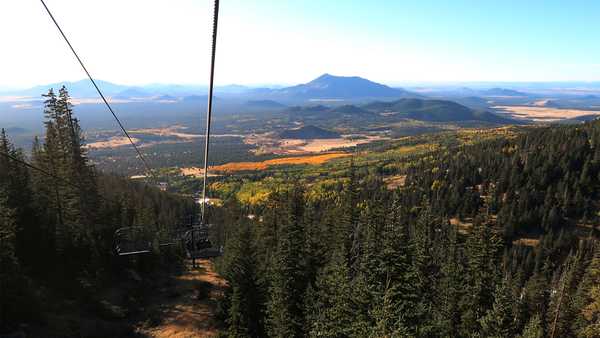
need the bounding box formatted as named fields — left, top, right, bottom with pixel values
left=2, top=0, right=600, bottom=88
left=4, top=75, right=600, bottom=93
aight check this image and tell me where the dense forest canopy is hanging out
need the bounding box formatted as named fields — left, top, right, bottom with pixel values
left=216, top=121, right=600, bottom=337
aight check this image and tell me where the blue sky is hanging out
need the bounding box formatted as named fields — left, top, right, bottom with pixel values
left=1, top=0, right=599, bottom=87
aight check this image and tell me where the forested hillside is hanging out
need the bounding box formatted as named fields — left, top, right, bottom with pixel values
left=0, top=88, right=196, bottom=336
left=216, top=122, right=600, bottom=337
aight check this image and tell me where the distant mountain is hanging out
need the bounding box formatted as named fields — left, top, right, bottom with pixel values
left=114, top=87, right=152, bottom=99
left=363, top=98, right=514, bottom=123
left=329, top=105, right=373, bottom=115
left=286, top=105, right=330, bottom=114
left=3, top=79, right=128, bottom=98
left=450, top=96, right=491, bottom=110
left=154, top=95, right=178, bottom=101
left=480, top=88, right=528, bottom=97
left=279, top=125, right=341, bottom=139
left=245, top=100, right=287, bottom=109
left=558, top=114, right=600, bottom=124
left=2, top=80, right=247, bottom=99
left=3, top=75, right=418, bottom=102
left=215, top=84, right=250, bottom=94
left=284, top=104, right=374, bottom=118
left=182, top=95, right=209, bottom=102
left=541, top=100, right=561, bottom=108
left=272, top=74, right=417, bottom=100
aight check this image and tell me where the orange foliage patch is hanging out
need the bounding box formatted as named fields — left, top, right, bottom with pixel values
left=209, top=153, right=351, bottom=173
left=512, top=238, right=540, bottom=247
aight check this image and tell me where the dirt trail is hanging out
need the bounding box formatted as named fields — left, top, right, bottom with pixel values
left=138, top=259, right=226, bottom=338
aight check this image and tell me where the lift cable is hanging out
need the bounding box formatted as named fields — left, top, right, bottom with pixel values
left=39, top=0, right=156, bottom=181
left=200, top=0, right=220, bottom=225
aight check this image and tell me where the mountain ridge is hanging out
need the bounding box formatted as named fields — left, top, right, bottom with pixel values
left=272, top=74, right=418, bottom=100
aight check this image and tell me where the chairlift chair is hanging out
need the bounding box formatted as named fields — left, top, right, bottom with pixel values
left=114, top=226, right=154, bottom=256
left=184, top=225, right=223, bottom=259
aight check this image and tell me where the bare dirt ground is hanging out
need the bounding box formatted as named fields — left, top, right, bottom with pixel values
left=136, top=259, right=226, bottom=338
left=513, top=238, right=540, bottom=247
left=132, top=125, right=242, bottom=140
left=297, top=136, right=384, bottom=152
left=179, top=167, right=221, bottom=177
left=493, top=105, right=600, bottom=122
left=87, top=136, right=140, bottom=149
left=384, top=175, right=406, bottom=190
left=244, top=132, right=386, bottom=155
left=450, top=217, right=473, bottom=235
left=87, top=125, right=244, bottom=150
left=132, top=125, right=204, bottom=140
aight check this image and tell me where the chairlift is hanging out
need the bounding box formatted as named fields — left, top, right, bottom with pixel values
left=184, top=225, right=223, bottom=259
left=114, top=226, right=154, bottom=256
left=114, top=0, right=223, bottom=261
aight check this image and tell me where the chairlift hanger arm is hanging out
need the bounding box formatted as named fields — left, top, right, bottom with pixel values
left=201, top=0, right=220, bottom=225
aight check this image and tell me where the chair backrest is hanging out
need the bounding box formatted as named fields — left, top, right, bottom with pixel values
left=184, top=225, right=222, bottom=258
left=114, top=226, right=153, bottom=256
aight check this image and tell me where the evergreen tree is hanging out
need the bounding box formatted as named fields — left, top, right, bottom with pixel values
left=371, top=197, right=421, bottom=334
left=576, top=245, right=600, bottom=337
left=224, top=222, right=264, bottom=337
left=520, top=315, right=544, bottom=338
left=0, top=189, right=20, bottom=330
left=480, top=275, right=516, bottom=338
left=266, top=186, right=306, bottom=338
left=434, top=224, right=464, bottom=337
left=460, top=217, right=502, bottom=335
left=369, top=278, right=410, bottom=338
left=308, top=249, right=354, bottom=337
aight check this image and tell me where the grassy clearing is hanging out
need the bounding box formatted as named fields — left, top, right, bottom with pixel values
left=493, top=105, right=600, bottom=122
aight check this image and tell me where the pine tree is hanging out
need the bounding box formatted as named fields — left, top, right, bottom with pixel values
left=547, top=256, right=578, bottom=338
left=266, top=186, right=306, bottom=338
left=434, top=224, right=464, bottom=337
left=480, top=275, right=516, bottom=338
left=0, top=130, right=47, bottom=277
left=369, top=278, right=410, bottom=338
left=576, top=245, right=600, bottom=337
left=339, top=158, right=360, bottom=268
left=225, top=222, right=264, bottom=337
left=520, top=315, right=544, bottom=338
left=411, top=205, right=439, bottom=335
left=371, top=197, right=421, bottom=334
left=460, top=217, right=502, bottom=335
left=308, top=248, right=354, bottom=337
left=0, top=188, right=38, bottom=331
left=0, top=189, right=19, bottom=328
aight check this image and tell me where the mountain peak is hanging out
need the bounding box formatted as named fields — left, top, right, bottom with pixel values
left=276, top=74, right=414, bottom=100
left=310, top=73, right=362, bottom=83
left=315, top=73, right=334, bottom=80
